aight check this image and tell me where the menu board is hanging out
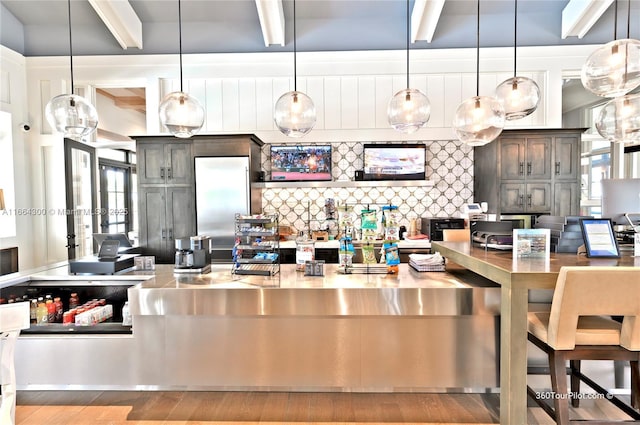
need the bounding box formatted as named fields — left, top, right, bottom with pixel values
left=512, top=228, right=550, bottom=258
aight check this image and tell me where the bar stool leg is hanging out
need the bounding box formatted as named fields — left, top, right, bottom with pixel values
left=570, top=360, right=581, bottom=408
left=550, top=351, right=570, bottom=425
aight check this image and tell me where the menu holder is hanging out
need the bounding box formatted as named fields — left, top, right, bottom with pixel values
left=512, top=228, right=550, bottom=259
left=579, top=218, right=620, bottom=258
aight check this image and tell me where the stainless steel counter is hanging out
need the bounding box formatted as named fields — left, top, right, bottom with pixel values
left=12, top=263, right=501, bottom=392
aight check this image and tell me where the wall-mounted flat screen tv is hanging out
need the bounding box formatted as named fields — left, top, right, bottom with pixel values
left=363, top=144, right=426, bottom=181
left=270, top=145, right=332, bottom=181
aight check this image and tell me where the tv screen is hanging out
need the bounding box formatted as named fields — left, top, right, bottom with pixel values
left=270, top=145, right=332, bottom=181
left=363, top=144, right=426, bottom=181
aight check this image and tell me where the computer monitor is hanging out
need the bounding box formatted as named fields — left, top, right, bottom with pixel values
left=601, top=178, right=640, bottom=226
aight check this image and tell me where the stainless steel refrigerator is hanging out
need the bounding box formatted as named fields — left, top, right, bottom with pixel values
left=195, top=157, right=250, bottom=261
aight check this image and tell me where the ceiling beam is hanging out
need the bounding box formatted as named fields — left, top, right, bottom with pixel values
left=255, top=0, right=285, bottom=47
left=562, top=0, right=613, bottom=39
left=411, top=0, right=446, bottom=43
left=88, top=0, right=143, bottom=49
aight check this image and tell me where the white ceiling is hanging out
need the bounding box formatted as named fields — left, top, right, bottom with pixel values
left=1, top=0, right=638, bottom=57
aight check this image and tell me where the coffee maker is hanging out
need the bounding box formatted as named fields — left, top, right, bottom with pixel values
left=174, top=236, right=212, bottom=273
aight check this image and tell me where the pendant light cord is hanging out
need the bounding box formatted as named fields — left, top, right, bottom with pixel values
left=293, top=0, right=297, bottom=92
left=476, top=0, right=480, bottom=97
left=613, top=0, right=618, bottom=40
left=67, top=0, right=74, bottom=93
left=626, top=0, right=630, bottom=38
left=513, top=0, right=518, bottom=78
left=178, top=0, right=184, bottom=92
left=406, top=0, right=410, bottom=89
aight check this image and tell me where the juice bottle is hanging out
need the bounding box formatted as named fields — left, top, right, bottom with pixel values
left=30, top=299, right=38, bottom=324
left=46, top=299, right=56, bottom=323
left=54, top=297, right=64, bottom=322
left=36, top=299, right=48, bottom=325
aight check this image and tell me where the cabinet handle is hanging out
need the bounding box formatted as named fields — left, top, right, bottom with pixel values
left=168, top=229, right=173, bottom=239
left=161, top=229, right=166, bottom=240
left=527, top=194, right=532, bottom=207
left=160, top=167, right=165, bottom=179
left=555, top=161, right=560, bottom=175
left=519, top=194, right=524, bottom=206
left=519, top=162, right=524, bottom=175
left=167, top=167, right=172, bottom=180
left=527, top=162, right=532, bottom=175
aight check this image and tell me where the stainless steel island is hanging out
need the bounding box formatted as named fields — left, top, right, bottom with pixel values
left=127, top=263, right=501, bottom=392
left=6, top=263, right=501, bottom=392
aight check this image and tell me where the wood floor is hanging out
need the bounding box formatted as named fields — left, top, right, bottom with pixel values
left=15, top=390, right=635, bottom=425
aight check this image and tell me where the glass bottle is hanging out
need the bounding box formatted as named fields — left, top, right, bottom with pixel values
left=36, top=298, right=48, bottom=325
left=69, top=293, right=79, bottom=309
left=46, top=299, right=56, bottom=324
left=54, top=297, right=64, bottom=323
left=30, top=299, right=38, bottom=324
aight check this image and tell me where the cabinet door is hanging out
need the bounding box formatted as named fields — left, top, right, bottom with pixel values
left=166, top=186, right=196, bottom=243
left=500, top=183, right=525, bottom=212
left=166, top=144, right=193, bottom=185
left=554, top=136, right=579, bottom=180
left=526, top=182, right=552, bottom=213
left=138, top=186, right=168, bottom=259
left=525, top=137, right=552, bottom=180
left=553, top=182, right=580, bottom=216
left=500, top=138, right=525, bottom=180
left=137, top=143, right=167, bottom=184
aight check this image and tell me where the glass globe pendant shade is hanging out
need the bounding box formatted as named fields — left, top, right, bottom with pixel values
left=595, top=92, right=640, bottom=144
left=495, top=76, right=540, bottom=120
left=158, top=91, right=205, bottom=139
left=387, top=88, right=431, bottom=133
left=45, top=94, right=98, bottom=138
left=453, top=96, right=506, bottom=147
left=581, top=38, right=640, bottom=97
left=274, top=91, right=316, bottom=138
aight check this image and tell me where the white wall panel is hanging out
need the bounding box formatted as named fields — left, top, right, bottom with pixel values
left=205, top=79, right=223, bottom=132
left=358, top=76, right=376, bottom=129
left=238, top=79, right=257, bottom=130
left=444, top=75, right=463, bottom=126
left=222, top=79, right=240, bottom=132
left=340, top=77, right=359, bottom=129
left=375, top=76, right=393, bottom=128
left=306, top=77, right=325, bottom=131
left=255, top=78, right=274, bottom=131
left=479, top=73, right=498, bottom=97
left=324, top=77, right=342, bottom=129
left=427, top=75, right=445, bottom=127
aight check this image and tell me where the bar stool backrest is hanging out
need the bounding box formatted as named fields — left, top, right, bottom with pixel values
left=547, top=266, right=640, bottom=351
left=442, top=228, right=470, bottom=242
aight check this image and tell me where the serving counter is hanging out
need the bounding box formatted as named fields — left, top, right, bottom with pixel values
left=5, top=262, right=500, bottom=392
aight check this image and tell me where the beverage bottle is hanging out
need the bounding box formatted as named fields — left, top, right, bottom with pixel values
left=54, top=297, right=64, bottom=322
left=36, top=299, right=48, bottom=325
left=30, top=299, right=38, bottom=324
left=121, top=302, right=132, bottom=326
left=69, top=293, right=79, bottom=309
left=46, top=299, right=56, bottom=323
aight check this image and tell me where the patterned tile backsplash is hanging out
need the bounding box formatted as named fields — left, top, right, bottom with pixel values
left=260, top=140, right=474, bottom=236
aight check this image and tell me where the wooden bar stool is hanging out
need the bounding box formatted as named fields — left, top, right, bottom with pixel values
left=527, top=266, right=640, bottom=425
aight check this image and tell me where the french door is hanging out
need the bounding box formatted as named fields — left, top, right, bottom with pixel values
left=64, top=138, right=98, bottom=260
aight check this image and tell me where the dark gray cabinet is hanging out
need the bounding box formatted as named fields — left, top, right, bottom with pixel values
left=137, top=142, right=192, bottom=185
left=136, top=137, right=195, bottom=263
left=474, top=129, right=584, bottom=217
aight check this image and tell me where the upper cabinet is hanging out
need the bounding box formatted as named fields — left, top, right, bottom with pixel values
left=137, top=142, right=193, bottom=186
left=474, top=129, right=585, bottom=217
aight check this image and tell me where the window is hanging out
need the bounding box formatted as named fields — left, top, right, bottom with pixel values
left=98, top=153, right=137, bottom=242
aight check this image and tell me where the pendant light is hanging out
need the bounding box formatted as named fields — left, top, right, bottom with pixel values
left=158, top=0, right=205, bottom=139
left=495, top=0, right=540, bottom=120
left=596, top=92, right=640, bottom=144
left=45, top=0, right=98, bottom=139
left=273, top=0, right=316, bottom=138
left=452, top=0, right=505, bottom=147
left=387, top=0, right=430, bottom=133
left=581, top=0, right=640, bottom=98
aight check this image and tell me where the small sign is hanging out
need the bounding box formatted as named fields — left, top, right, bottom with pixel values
left=512, top=228, right=550, bottom=259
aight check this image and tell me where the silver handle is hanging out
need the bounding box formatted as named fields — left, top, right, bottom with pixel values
left=519, top=162, right=524, bottom=176
left=160, top=167, right=165, bottom=179
left=167, top=167, right=172, bottom=179
left=555, top=161, right=560, bottom=175
left=527, top=162, right=532, bottom=175
left=527, top=194, right=532, bottom=207
left=161, top=229, right=166, bottom=240
left=168, top=228, right=173, bottom=239
left=519, top=194, right=524, bottom=206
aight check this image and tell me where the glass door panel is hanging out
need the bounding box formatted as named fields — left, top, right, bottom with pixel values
left=64, top=139, right=97, bottom=260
